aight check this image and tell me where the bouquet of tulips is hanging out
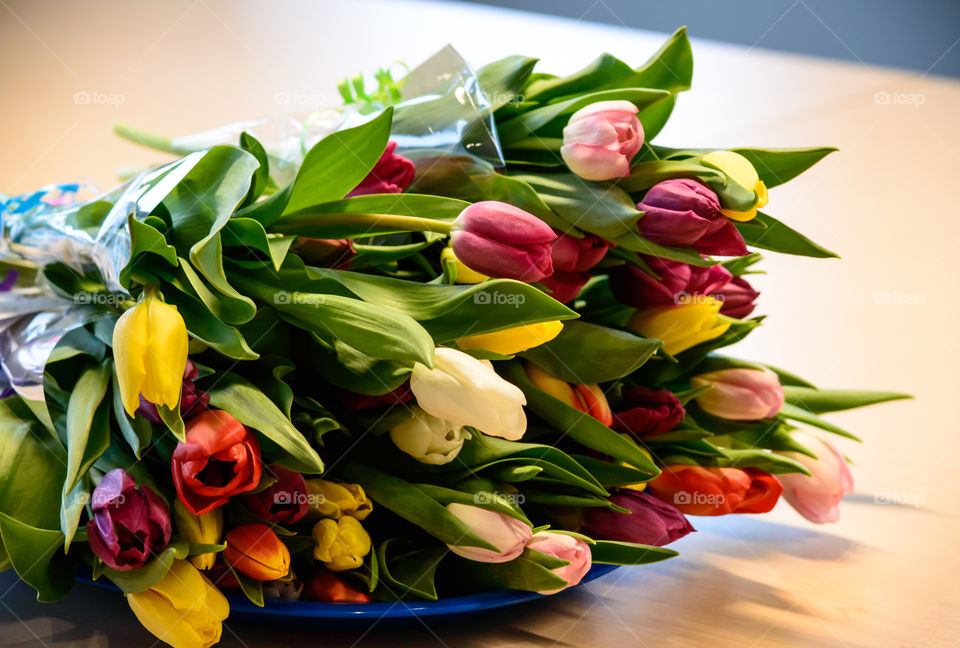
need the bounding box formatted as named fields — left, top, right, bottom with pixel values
left=0, top=29, right=908, bottom=648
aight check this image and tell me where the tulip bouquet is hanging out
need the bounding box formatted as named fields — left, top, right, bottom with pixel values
left=0, top=29, right=908, bottom=648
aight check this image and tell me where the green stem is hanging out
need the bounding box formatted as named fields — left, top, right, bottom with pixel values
left=274, top=212, right=453, bottom=235
left=113, top=123, right=196, bottom=156
left=507, top=137, right=564, bottom=151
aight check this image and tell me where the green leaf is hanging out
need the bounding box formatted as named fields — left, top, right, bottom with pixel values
left=778, top=403, right=861, bottom=441
left=0, top=513, right=74, bottom=602
left=411, top=483, right=530, bottom=525
left=624, top=26, right=693, bottom=93
left=737, top=212, right=839, bottom=259
left=111, top=370, right=152, bottom=458
left=162, top=286, right=258, bottom=360
left=377, top=540, right=444, bottom=601
left=206, top=373, right=324, bottom=474
left=781, top=387, right=911, bottom=414
left=573, top=455, right=653, bottom=488
left=478, top=55, right=539, bottom=110
left=120, top=216, right=178, bottom=287
left=101, top=540, right=188, bottom=594
left=590, top=540, right=677, bottom=565
left=521, top=320, right=661, bottom=384
left=63, top=362, right=111, bottom=497
left=523, top=52, right=635, bottom=101
left=461, top=554, right=569, bottom=593
left=239, top=131, right=271, bottom=205
left=731, top=147, right=837, bottom=188
left=225, top=561, right=265, bottom=607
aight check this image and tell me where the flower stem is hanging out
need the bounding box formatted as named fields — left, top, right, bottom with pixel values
left=274, top=212, right=453, bottom=235
left=113, top=123, right=196, bottom=156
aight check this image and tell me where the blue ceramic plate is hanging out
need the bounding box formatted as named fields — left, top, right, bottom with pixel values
left=80, top=564, right=618, bottom=621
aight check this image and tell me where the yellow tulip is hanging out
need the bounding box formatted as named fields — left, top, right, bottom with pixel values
left=113, top=289, right=188, bottom=417
left=457, top=321, right=563, bottom=355
left=441, top=247, right=488, bottom=284
left=621, top=450, right=653, bottom=492
left=305, top=480, right=373, bottom=521
left=628, top=297, right=731, bottom=355
left=700, top=150, right=768, bottom=222
left=173, top=500, right=222, bottom=570
left=127, top=559, right=228, bottom=648
left=311, top=516, right=372, bottom=571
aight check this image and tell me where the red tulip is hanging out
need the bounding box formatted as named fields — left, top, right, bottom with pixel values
left=303, top=569, right=374, bottom=603
left=239, top=465, right=309, bottom=525
left=612, top=387, right=685, bottom=439
left=647, top=465, right=783, bottom=515
left=347, top=141, right=415, bottom=196
left=292, top=238, right=356, bottom=269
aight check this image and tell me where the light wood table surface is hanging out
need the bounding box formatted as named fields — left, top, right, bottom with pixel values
left=1, top=1, right=958, bottom=646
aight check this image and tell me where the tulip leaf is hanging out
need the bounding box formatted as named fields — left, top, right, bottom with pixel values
left=456, top=555, right=569, bottom=593
left=572, top=455, right=654, bottom=488
left=63, top=361, right=111, bottom=499
left=101, top=540, right=189, bottom=594
left=478, top=55, right=539, bottom=111
left=120, top=215, right=178, bottom=288
left=206, top=373, right=325, bottom=474
left=282, top=107, right=394, bottom=217
left=778, top=403, right=862, bottom=441
left=157, top=403, right=185, bottom=443
left=522, top=547, right=571, bottom=570
left=376, top=539, right=444, bottom=601
left=521, top=320, right=662, bottom=384
left=60, top=477, right=90, bottom=551
left=731, top=147, right=837, bottom=188
left=624, top=26, right=694, bottom=93
left=339, top=462, right=498, bottom=552
left=411, top=483, right=531, bottom=525
left=590, top=540, right=677, bottom=566
left=225, top=562, right=265, bottom=607
left=607, top=229, right=715, bottom=267
left=782, top=387, right=912, bottom=414
left=223, top=218, right=295, bottom=272
left=0, top=513, right=74, bottom=602
left=239, top=131, right=271, bottom=205
left=737, top=212, right=839, bottom=259
left=617, top=160, right=724, bottom=194
left=161, top=285, right=259, bottom=361
left=111, top=370, right=153, bottom=458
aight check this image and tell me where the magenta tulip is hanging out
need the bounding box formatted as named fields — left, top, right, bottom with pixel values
left=712, top=276, right=760, bottom=319
left=526, top=531, right=592, bottom=594
left=86, top=469, right=172, bottom=571
left=777, top=432, right=854, bottom=523
left=540, top=232, right=610, bottom=303
left=561, top=101, right=643, bottom=181
left=450, top=201, right=557, bottom=282
left=347, top=141, right=415, bottom=196
left=692, top=367, right=784, bottom=420
left=612, top=387, right=686, bottom=439
left=583, top=490, right=694, bottom=546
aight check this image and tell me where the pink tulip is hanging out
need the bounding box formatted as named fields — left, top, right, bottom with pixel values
left=561, top=101, right=643, bottom=181
left=347, top=141, right=415, bottom=196
left=777, top=432, right=854, bottom=523
left=540, top=232, right=611, bottom=303
left=691, top=368, right=784, bottom=420
left=526, top=531, right=592, bottom=595
left=445, top=503, right=532, bottom=563
left=450, top=201, right=556, bottom=282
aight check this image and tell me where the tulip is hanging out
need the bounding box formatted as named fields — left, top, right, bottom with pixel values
left=540, top=233, right=610, bottom=303
left=445, top=503, right=532, bottom=563
left=561, top=100, right=643, bottom=181
left=636, top=179, right=723, bottom=247
left=138, top=360, right=209, bottom=424
left=457, top=321, right=563, bottom=355
left=693, top=219, right=749, bottom=256
left=777, top=432, right=854, bottom=523
left=410, top=347, right=527, bottom=440
left=628, top=297, right=731, bottom=355
left=171, top=410, right=262, bottom=515
left=524, top=362, right=612, bottom=426
left=303, top=569, right=374, bottom=603
left=347, top=141, right=416, bottom=196
left=292, top=238, right=356, bottom=269
left=647, top=465, right=783, bottom=515
left=239, top=465, right=309, bottom=525
left=583, top=490, right=694, bottom=546
left=441, top=246, right=489, bottom=284
left=539, top=271, right=589, bottom=304
left=389, top=405, right=471, bottom=465
left=304, top=480, right=373, bottom=521
left=450, top=201, right=557, bottom=282
left=312, top=516, right=372, bottom=571
left=691, top=367, right=784, bottom=420
left=86, top=469, right=171, bottom=571
left=113, top=290, right=188, bottom=417
left=337, top=383, right=412, bottom=411
left=127, top=559, right=228, bottom=648
left=712, top=276, right=760, bottom=319
left=612, top=387, right=685, bottom=439
left=526, top=531, right=592, bottom=595
left=700, top=150, right=768, bottom=221
left=173, top=500, right=222, bottom=571
left=224, top=523, right=291, bottom=581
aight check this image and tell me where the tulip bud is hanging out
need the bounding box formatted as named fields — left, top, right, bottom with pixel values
left=636, top=179, right=723, bottom=247
left=347, top=141, right=415, bottom=196
left=240, top=465, right=310, bottom=525
left=86, top=469, right=171, bottom=571
left=777, top=432, right=854, bottom=523
left=712, top=276, right=759, bottom=319
left=303, top=568, right=374, bottom=603
left=450, top=201, right=557, bottom=282
left=410, top=347, right=527, bottom=441
left=457, top=321, right=563, bottom=356
left=612, top=387, right=685, bottom=439
left=113, top=290, right=188, bottom=418
left=312, top=516, right=372, bottom=571
left=127, top=560, right=228, bottom=648
left=173, top=500, right=223, bottom=571
left=583, top=490, right=694, bottom=546
left=691, top=367, right=784, bottom=420
left=524, top=362, right=612, bottom=425
left=647, top=465, right=783, bottom=515
left=444, top=503, right=532, bottom=563
left=304, top=480, right=373, bottom=521
left=628, top=297, right=731, bottom=355
left=389, top=406, right=471, bottom=465
left=441, top=247, right=489, bottom=284
left=561, top=100, right=643, bottom=181
left=526, top=531, right=592, bottom=595
left=540, top=233, right=611, bottom=303
left=292, top=238, right=356, bottom=269
left=700, top=150, right=768, bottom=221
left=172, top=410, right=262, bottom=515
left=224, top=523, right=291, bottom=581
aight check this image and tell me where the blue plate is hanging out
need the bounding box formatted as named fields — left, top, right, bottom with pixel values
left=80, top=564, right=619, bottom=621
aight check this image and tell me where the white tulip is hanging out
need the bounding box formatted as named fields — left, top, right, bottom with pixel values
left=410, top=347, right=527, bottom=440
left=445, top=503, right=532, bottom=563
left=389, top=406, right=471, bottom=465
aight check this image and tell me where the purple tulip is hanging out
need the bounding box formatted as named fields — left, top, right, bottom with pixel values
left=712, top=276, right=760, bottom=319
left=583, top=490, right=694, bottom=546
left=450, top=201, right=557, bottom=282
left=137, top=359, right=209, bottom=423
left=86, top=469, right=171, bottom=571
left=612, top=387, right=686, bottom=439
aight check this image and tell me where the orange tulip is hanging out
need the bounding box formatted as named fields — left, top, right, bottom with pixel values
left=223, top=523, right=290, bottom=581
left=303, top=569, right=374, bottom=603
left=524, top=362, right=612, bottom=425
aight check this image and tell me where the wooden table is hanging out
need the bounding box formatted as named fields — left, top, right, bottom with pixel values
left=1, top=1, right=958, bottom=646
